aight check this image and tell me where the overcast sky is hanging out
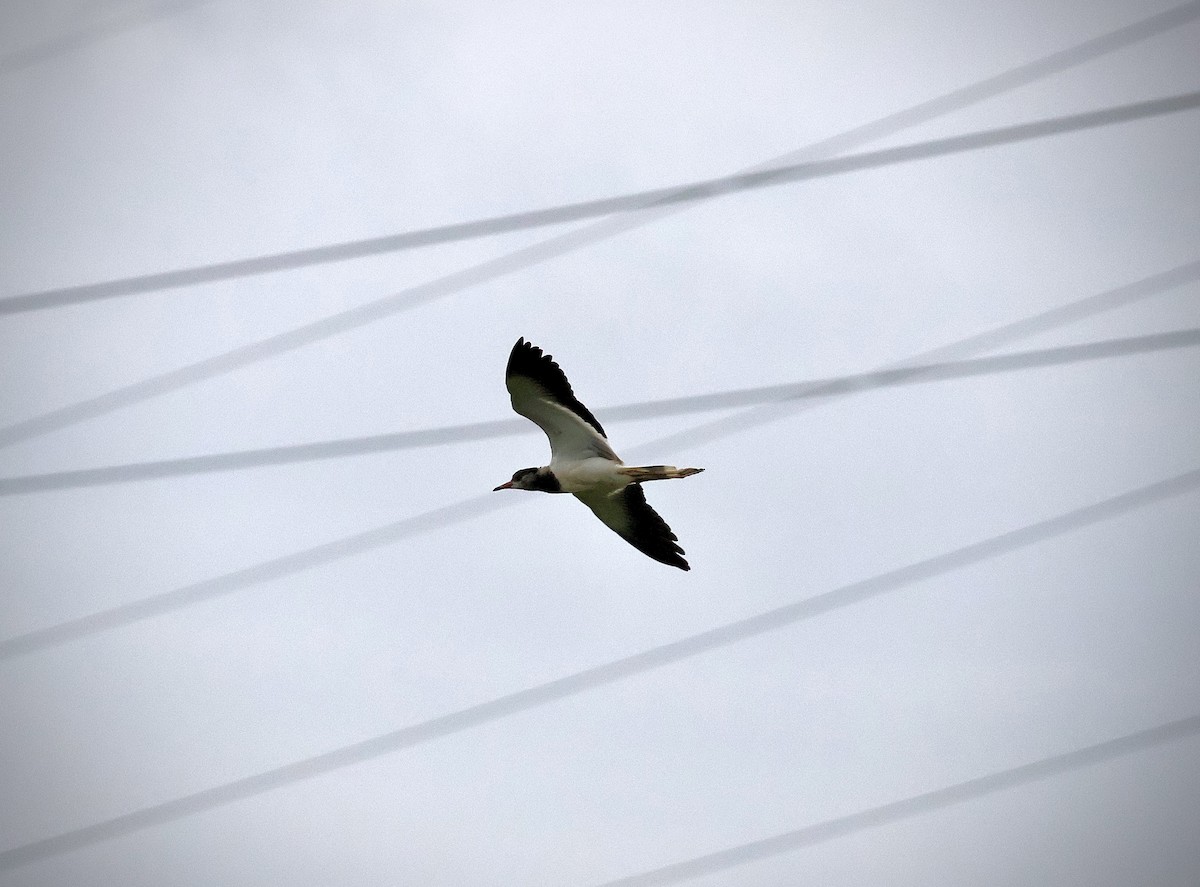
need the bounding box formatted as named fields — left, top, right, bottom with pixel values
left=1, top=1, right=1199, bottom=884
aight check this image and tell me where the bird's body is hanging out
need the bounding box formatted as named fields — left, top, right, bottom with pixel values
left=494, top=338, right=703, bottom=570
left=551, top=456, right=628, bottom=494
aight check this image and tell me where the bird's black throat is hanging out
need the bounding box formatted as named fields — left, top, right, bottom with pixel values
left=531, top=468, right=563, bottom=493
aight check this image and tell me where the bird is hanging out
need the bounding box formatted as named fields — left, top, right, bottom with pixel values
left=494, top=337, right=703, bottom=570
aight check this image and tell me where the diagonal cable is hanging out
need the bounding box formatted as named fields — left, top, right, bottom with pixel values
left=592, top=714, right=1200, bottom=887
left=0, top=493, right=506, bottom=661
left=4, top=101, right=1194, bottom=452
left=3, top=264, right=1196, bottom=658
left=0, top=467, right=1196, bottom=870
left=4, top=0, right=1199, bottom=314
left=0, top=0, right=210, bottom=77
left=4, top=86, right=1200, bottom=317
left=1, top=319, right=1198, bottom=496
left=0, top=15, right=1195, bottom=451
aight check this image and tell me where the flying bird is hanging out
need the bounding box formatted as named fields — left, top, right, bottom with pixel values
left=494, top=338, right=703, bottom=570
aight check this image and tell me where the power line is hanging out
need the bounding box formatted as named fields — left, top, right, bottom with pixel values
left=643, top=282, right=1200, bottom=460
left=0, top=494, right=505, bottom=661
left=0, top=0, right=210, bottom=77
left=0, top=466, right=1195, bottom=870
left=592, top=714, right=1200, bottom=887
left=3, top=112, right=1198, bottom=461
left=0, top=419, right=520, bottom=495
left=2, top=321, right=1198, bottom=496
left=5, top=88, right=1200, bottom=317
left=3, top=274, right=1196, bottom=656
left=1, top=20, right=1196, bottom=453
left=1, top=2, right=1193, bottom=651
left=0, top=7, right=1193, bottom=874
left=4, top=0, right=1199, bottom=312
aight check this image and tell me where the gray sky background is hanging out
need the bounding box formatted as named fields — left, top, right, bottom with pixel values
left=1, top=0, right=1198, bottom=884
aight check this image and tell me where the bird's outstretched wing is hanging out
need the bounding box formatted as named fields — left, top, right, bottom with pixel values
left=506, top=338, right=619, bottom=463
left=574, top=484, right=690, bottom=570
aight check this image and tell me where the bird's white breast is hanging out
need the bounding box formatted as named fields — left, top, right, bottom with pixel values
left=550, top=456, right=629, bottom=494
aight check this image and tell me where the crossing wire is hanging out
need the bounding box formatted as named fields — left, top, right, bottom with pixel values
left=0, top=6, right=1195, bottom=883
left=0, top=323, right=1197, bottom=496
left=3, top=89, right=1199, bottom=317
left=3, top=259, right=1197, bottom=658
left=2, top=96, right=1199, bottom=452
left=0, top=467, right=1196, bottom=871
left=4, top=0, right=1200, bottom=314
left=0, top=0, right=210, bottom=77
left=593, top=714, right=1200, bottom=887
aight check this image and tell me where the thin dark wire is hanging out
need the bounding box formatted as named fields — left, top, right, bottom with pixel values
left=0, top=0, right=210, bottom=77
left=592, top=714, right=1200, bottom=887
left=4, top=0, right=1199, bottom=313
left=0, top=494, right=506, bottom=661
left=2, top=322, right=1198, bottom=496
left=4, top=86, right=1200, bottom=316
left=2, top=98, right=1198, bottom=454
left=3, top=265, right=1196, bottom=656
left=0, top=467, right=1196, bottom=870
left=0, top=7, right=1193, bottom=872
left=3, top=2, right=1194, bottom=462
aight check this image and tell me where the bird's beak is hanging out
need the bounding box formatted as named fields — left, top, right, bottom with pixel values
left=493, top=481, right=514, bottom=491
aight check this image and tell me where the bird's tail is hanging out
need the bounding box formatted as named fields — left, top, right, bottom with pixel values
left=619, top=465, right=704, bottom=483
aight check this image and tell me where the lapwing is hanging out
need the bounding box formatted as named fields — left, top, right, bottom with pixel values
left=494, top=338, right=703, bottom=570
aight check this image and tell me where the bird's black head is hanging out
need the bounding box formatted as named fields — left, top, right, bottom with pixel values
left=492, top=466, right=562, bottom=493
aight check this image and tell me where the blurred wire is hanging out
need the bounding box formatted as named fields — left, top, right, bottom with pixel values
left=5, top=87, right=1200, bottom=316
left=4, top=105, right=1199, bottom=455
left=3, top=259, right=1197, bottom=654
left=1, top=5, right=1196, bottom=875
left=3, top=55, right=1199, bottom=451
left=0, top=467, right=1195, bottom=870
left=2, top=320, right=1198, bottom=495
left=0, top=0, right=210, bottom=77
left=593, top=714, right=1200, bottom=887
left=0, top=493, right=505, bottom=661
left=5, top=0, right=1199, bottom=312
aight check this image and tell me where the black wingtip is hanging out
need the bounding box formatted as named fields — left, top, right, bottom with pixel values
left=619, top=484, right=692, bottom=571
left=505, top=338, right=607, bottom=438
left=506, top=337, right=537, bottom=377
